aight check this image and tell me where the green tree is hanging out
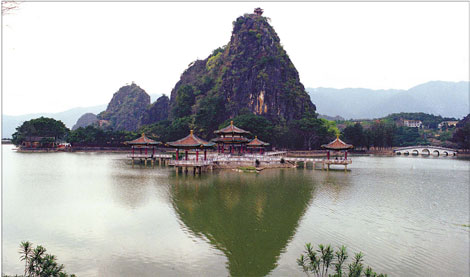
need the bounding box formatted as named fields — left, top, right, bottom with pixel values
left=11, top=117, right=69, bottom=146
left=21, top=242, right=76, bottom=277
left=290, top=113, right=336, bottom=150
left=452, top=122, right=470, bottom=149
left=342, top=123, right=364, bottom=148
left=171, top=85, right=196, bottom=119
left=297, top=243, right=387, bottom=277
left=19, top=241, right=33, bottom=276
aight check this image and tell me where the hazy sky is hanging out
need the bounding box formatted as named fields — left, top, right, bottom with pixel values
left=2, top=2, right=468, bottom=115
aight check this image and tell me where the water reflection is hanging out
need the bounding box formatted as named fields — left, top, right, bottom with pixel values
left=169, top=169, right=316, bottom=276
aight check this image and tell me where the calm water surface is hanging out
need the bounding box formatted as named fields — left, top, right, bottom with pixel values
left=2, top=145, right=469, bottom=276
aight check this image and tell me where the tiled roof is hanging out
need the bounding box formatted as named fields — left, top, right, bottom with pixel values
left=321, top=136, right=353, bottom=150
left=212, top=137, right=250, bottom=143
left=167, top=130, right=215, bottom=148
left=214, top=121, right=251, bottom=134
left=126, top=133, right=159, bottom=145
left=246, top=136, right=269, bottom=147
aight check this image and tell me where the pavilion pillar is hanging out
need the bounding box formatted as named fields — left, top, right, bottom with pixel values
left=204, top=150, right=207, bottom=161
left=176, top=149, right=179, bottom=161
left=132, top=147, right=135, bottom=155
left=327, top=151, right=330, bottom=160
left=185, top=150, right=188, bottom=160
left=259, top=148, right=262, bottom=154
left=345, top=150, right=348, bottom=160
left=196, top=149, right=199, bottom=162
left=152, top=147, right=155, bottom=156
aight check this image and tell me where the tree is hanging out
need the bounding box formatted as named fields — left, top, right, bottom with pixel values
left=290, top=113, right=336, bottom=150
left=19, top=241, right=33, bottom=276
left=342, top=123, right=364, bottom=148
left=297, top=243, right=387, bottom=277
left=452, top=122, right=470, bottom=149
left=12, top=117, right=69, bottom=146
left=18, top=241, right=75, bottom=277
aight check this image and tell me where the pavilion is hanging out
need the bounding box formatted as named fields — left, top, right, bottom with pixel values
left=321, top=135, right=353, bottom=160
left=167, top=130, right=214, bottom=162
left=212, top=121, right=251, bottom=154
left=246, top=136, right=270, bottom=154
left=125, top=133, right=160, bottom=157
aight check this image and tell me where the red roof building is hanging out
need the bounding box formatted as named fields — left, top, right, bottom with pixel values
left=321, top=135, right=353, bottom=160
left=167, top=130, right=214, bottom=161
left=212, top=121, right=251, bottom=154
left=246, top=136, right=270, bottom=154
left=125, top=133, right=160, bottom=157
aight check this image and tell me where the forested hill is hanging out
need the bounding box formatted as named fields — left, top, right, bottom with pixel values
left=167, top=11, right=315, bottom=138
left=308, top=81, right=469, bottom=120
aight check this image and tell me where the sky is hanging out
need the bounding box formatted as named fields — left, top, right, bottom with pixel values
left=2, top=2, right=469, bottom=115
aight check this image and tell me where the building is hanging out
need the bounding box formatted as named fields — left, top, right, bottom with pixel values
left=21, top=137, right=57, bottom=148
left=212, top=121, right=251, bottom=154
left=167, top=130, right=214, bottom=161
left=438, top=121, right=459, bottom=129
left=254, top=7, right=264, bottom=16
left=403, top=119, right=422, bottom=128
left=246, top=136, right=270, bottom=154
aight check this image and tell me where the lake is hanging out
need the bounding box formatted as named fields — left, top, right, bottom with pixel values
left=2, top=145, right=469, bottom=276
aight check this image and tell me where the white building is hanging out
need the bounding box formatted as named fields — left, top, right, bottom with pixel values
left=403, top=119, right=422, bottom=128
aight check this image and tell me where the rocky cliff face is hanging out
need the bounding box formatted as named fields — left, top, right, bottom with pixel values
left=98, top=83, right=150, bottom=131
left=72, top=113, right=98, bottom=130
left=169, top=11, right=315, bottom=136
left=139, top=95, right=170, bottom=127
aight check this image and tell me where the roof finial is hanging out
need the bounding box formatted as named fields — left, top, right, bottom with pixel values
left=190, top=130, right=194, bottom=135
left=336, top=134, right=339, bottom=139
left=255, top=136, right=257, bottom=139
left=142, top=133, right=145, bottom=137
left=230, top=120, right=233, bottom=126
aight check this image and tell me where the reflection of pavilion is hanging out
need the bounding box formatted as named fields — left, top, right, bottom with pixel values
left=169, top=170, right=314, bottom=276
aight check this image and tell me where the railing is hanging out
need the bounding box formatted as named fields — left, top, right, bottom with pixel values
left=127, top=153, right=172, bottom=158
left=169, top=159, right=213, bottom=166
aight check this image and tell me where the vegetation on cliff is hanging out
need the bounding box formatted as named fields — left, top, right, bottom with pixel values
left=98, top=83, right=150, bottom=131
left=139, top=95, right=170, bottom=127
left=168, top=12, right=315, bottom=138
left=72, top=113, right=98, bottom=130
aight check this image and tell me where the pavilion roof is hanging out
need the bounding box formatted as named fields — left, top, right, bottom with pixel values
left=246, top=136, right=269, bottom=147
left=214, top=121, right=251, bottom=135
left=212, top=137, right=250, bottom=143
left=125, top=133, right=160, bottom=145
left=321, top=136, right=353, bottom=150
left=167, top=130, right=215, bottom=148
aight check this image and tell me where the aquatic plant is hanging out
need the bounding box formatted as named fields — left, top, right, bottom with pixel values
left=297, top=243, right=387, bottom=277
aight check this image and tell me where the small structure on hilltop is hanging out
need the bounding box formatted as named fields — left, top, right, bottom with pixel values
left=321, top=135, right=353, bottom=171
left=212, top=121, right=251, bottom=154
left=246, top=136, right=270, bottom=154
left=125, top=133, right=160, bottom=165
left=254, top=7, right=264, bottom=16
left=168, top=130, right=214, bottom=162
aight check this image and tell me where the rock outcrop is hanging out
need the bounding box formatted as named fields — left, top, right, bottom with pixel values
left=139, top=95, right=170, bottom=127
left=169, top=10, right=315, bottom=136
left=98, top=83, right=150, bottom=131
left=72, top=113, right=98, bottom=130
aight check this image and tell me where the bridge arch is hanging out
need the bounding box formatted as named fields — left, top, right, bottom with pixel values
left=412, top=150, right=419, bottom=155
left=421, top=149, right=430, bottom=155
left=404, top=151, right=409, bottom=155
left=432, top=150, right=440, bottom=156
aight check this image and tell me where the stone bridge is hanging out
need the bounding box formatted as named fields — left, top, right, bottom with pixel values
left=393, top=146, right=457, bottom=156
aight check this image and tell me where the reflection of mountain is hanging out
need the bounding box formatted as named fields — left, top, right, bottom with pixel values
left=169, top=170, right=315, bottom=276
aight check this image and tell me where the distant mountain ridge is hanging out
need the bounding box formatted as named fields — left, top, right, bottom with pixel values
left=307, top=81, right=469, bottom=120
